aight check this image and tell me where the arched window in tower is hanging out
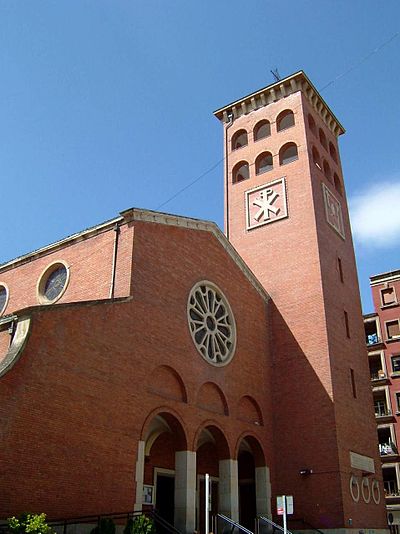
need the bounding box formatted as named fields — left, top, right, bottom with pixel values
left=319, top=129, right=327, bottom=150
left=334, top=173, right=343, bottom=195
left=323, top=160, right=332, bottom=181
left=308, top=114, right=316, bottom=135
left=232, top=161, right=249, bottom=183
left=276, top=110, right=295, bottom=132
left=255, top=152, right=273, bottom=175
left=279, top=143, right=298, bottom=165
left=329, top=142, right=338, bottom=163
left=231, top=129, right=248, bottom=151
left=253, top=120, right=271, bottom=141
left=312, top=146, right=321, bottom=170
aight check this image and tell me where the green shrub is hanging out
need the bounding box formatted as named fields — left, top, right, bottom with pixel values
left=8, top=513, right=53, bottom=534
left=124, top=516, right=154, bottom=534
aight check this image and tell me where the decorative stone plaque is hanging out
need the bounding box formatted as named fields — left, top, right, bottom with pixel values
left=322, top=183, right=345, bottom=239
left=245, top=178, right=288, bottom=231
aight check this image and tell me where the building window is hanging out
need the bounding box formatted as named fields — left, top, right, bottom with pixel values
left=255, top=152, right=273, bottom=175
left=308, top=114, right=316, bottom=135
left=187, top=281, right=236, bottom=366
left=323, top=160, right=332, bottom=181
left=338, top=257, right=344, bottom=283
left=37, top=261, right=69, bottom=305
left=232, top=161, right=249, bottom=184
left=231, top=130, right=248, bottom=151
left=364, top=317, right=381, bottom=345
left=0, top=284, right=9, bottom=316
left=386, top=320, right=400, bottom=340
left=378, top=426, right=398, bottom=455
left=329, top=142, right=338, bottom=163
left=383, top=465, right=400, bottom=496
left=312, top=146, right=321, bottom=170
left=344, top=310, right=350, bottom=338
left=279, top=143, right=298, bottom=165
left=319, top=128, right=327, bottom=150
left=396, top=392, right=400, bottom=412
left=381, top=287, right=397, bottom=306
left=392, top=355, right=400, bottom=374
left=369, top=351, right=386, bottom=380
left=333, top=173, right=343, bottom=195
left=350, top=368, right=357, bottom=398
left=373, top=387, right=391, bottom=417
left=253, top=120, right=271, bottom=141
left=276, top=110, right=295, bottom=132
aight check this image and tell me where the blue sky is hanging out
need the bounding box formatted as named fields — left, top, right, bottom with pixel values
left=1, top=1, right=399, bottom=312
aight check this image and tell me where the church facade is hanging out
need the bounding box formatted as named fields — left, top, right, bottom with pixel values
left=0, top=72, right=388, bottom=534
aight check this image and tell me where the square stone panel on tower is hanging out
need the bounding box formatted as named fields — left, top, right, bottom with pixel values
left=245, top=178, right=288, bottom=231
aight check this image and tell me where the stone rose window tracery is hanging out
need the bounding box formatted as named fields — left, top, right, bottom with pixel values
left=187, top=281, right=236, bottom=366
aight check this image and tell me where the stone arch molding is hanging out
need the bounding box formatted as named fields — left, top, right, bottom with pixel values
left=140, top=406, right=188, bottom=454
left=0, top=315, right=31, bottom=378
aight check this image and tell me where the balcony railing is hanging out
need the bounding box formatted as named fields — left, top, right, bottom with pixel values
left=384, top=481, right=400, bottom=496
left=371, top=370, right=387, bottom=381
left=375, top=404, right=392, bottom=417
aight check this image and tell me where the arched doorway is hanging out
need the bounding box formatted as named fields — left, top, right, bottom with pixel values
left=138, top=411, right=191, bottom=532
left=195, top=424, right=231, bottom=534
left=237, top=435, right=270, bottom=530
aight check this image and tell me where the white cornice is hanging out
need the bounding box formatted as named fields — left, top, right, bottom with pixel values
left=120, top=208, right=270, bottom=302
left=213, top=70, right=345, bottom=138
left=370, top=270, right=400, bottom=287
left=0, top=217, right=122, bottom=272
left=0, top=207, right=270, bottom=303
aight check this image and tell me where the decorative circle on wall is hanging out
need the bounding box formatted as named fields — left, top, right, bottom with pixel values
left=361, top=477, right=371, bottom=503
left=372, top=479, right=381, bottom=504
left=187, top=281, right=236, bottom=366
left=37, top=261, right=70, bottom=305
left=349, top=475, right=360, bottom=502
left=0, top=284, right=9, bottom=316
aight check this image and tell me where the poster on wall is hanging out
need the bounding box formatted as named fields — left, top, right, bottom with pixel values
left=143, top=485, right=154, bottom=505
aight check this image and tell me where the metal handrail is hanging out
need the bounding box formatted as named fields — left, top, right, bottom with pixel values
left=257, top=515, right=293, bottom=534
left=216, top=514, right=254, bottom=534
left=150, top=510, right=181, bottom=534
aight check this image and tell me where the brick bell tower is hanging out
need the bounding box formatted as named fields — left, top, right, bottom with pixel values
left=214, top=72, right=387, bottom=532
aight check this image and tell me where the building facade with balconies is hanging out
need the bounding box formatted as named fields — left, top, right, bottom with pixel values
left=365, top=270, right=400, bottom=528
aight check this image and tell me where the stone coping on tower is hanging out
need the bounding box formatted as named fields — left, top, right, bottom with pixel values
left=370, top=269, right=400, bottom=286
left=213, top=70, right=345, bottom=138
left=0, top=207, right=270, bottom=303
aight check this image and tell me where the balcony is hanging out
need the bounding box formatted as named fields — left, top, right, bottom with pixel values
left=374, top=399, right=394, bottom=421
left=364, top=317, right=384, bottom=348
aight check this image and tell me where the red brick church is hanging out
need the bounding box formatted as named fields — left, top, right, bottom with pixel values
left=0, top=72, right=388, bottom=534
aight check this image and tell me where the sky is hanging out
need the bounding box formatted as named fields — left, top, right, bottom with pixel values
left=0, top=1, right=399, bottom=313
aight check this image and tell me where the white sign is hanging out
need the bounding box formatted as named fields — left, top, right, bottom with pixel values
left=350, top=452, right=375, bottom=474
left=277, top=495, right=294, bottom=515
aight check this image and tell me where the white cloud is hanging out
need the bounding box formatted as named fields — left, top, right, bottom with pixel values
left=349, top=180, right=400, bottom=247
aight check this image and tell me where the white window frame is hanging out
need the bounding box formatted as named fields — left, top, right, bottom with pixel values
left=364, top=315, right=382, bottom=344
left=373, top=385, right=392, bottom=417
left=377, top=423, right=397, bottom=453
left=382, top=463, right=400, bottom=496
left=369, top=350, right=387, bottom=380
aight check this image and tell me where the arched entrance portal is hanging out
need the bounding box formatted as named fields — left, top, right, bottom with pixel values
left=237, top=436, right=271, bottom=530
left=137, top=411, right=193, bottom=533
left=196, top=424, right=235, bottom=534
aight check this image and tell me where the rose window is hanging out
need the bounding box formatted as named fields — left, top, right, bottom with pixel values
left=187, top=281, right=236, bottom=366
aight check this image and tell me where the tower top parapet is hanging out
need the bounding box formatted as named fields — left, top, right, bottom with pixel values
left=213, top=70, right=345, bottom=137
